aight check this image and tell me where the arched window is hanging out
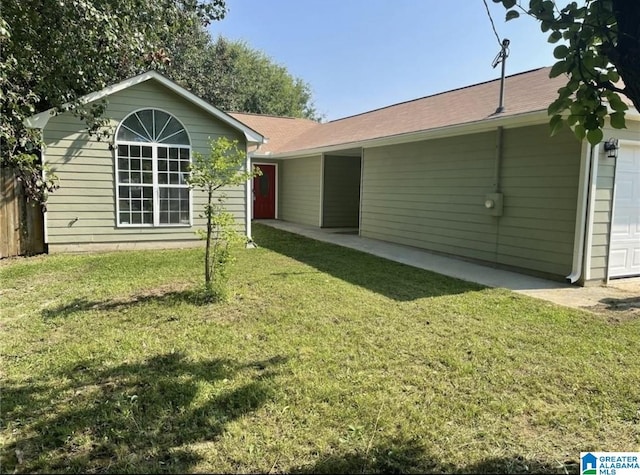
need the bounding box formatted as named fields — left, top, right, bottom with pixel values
left=115, top=109, right=191, bottom=226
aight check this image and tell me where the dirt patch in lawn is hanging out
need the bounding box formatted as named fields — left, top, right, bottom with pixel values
left=584, top=296, right=640, bottom=323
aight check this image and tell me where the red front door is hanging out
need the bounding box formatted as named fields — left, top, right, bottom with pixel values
left=253, top=164, right=276, bottom=219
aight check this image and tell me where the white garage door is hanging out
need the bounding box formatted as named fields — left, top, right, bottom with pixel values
left=609, top=143, right=640, bottom=278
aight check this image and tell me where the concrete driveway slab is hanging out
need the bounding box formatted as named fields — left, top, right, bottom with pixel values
left=256, top=220, right=640, bottom=318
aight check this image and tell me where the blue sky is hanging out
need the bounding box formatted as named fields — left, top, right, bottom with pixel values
left=210, top=1, right=558, bottom=121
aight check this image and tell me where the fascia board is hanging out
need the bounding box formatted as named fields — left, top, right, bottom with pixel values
left=23, top=71, right=265, bottom=145
left=24, top=72, right=158, bottom=129
left=272, top=110, right=550, bottom=159
left=624, top=107, right=640, bottom=120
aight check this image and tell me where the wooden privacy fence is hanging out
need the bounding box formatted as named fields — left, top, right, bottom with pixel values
left=0, top=166, right=45, bottom=258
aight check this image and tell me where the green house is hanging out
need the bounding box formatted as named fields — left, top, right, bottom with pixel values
left=25, top=68, right=640, bottom=285
left=25, top=72, right=263, bottom=253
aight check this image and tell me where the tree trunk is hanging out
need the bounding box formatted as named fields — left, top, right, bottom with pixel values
left=612, top=0, right=640, bottom=111
left=205, top=187, right=213, bottom=291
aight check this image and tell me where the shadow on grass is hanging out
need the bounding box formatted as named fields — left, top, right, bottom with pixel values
left=252, top=223, right=483, bottom=302
left=2, top=352, right=287, bottom=473
left=41, top=287, right=218, bottom=319
left=291, top=437, right=578, bottom=474
left=599, top=296, right=640, bottom=311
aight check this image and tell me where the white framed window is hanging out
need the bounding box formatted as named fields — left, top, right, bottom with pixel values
left=115, top=109, right=192, bottom=227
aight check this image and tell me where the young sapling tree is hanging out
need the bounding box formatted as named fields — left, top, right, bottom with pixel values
left=187, top=136, right=261, bottom=299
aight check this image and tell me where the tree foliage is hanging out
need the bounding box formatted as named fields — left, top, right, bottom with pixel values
left=1, top=0, right=226, bottom=205
left=187, top=137, right=261, bottom=300
left=494, top=0, right=640, bottom=144
left=165, top=36, right=320, bottom=120
left=1, top=0, right=319, bottom=208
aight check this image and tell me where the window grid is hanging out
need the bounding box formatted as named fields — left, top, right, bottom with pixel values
left=115, top=109, right=191, bottom=228
left=117, top=144, right=154, bottom=226
left=116, top=109, right=190, bottom=145
left=157, top=145, right=190, bottom=225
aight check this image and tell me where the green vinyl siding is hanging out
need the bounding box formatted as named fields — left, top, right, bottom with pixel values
left=360, top=125, right=582, bottom=278
left=43, top=80, right=246, bottom=251
left=361, top=132, right=498, bottom=263
left=322, top=155, right=361, bottom=227
left=278, top=156, right=321, bottom=227
left=497, top=125, right=581, bottom=276
left=589, top=156, right=616, bottom=281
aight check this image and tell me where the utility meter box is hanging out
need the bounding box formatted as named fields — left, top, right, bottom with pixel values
left=484, top=192, right=504, bottom=217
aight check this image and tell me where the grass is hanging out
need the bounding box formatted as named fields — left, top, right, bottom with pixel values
left=1, top=223, right=639, bottom=474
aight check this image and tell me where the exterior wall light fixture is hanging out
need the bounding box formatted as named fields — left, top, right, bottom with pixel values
left=603, top=138, right=619, bottom=159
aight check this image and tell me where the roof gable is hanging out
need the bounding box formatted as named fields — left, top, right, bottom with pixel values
left=228, top=112, right=320, bottom=155
left=25, top=71, right=264, bottom=145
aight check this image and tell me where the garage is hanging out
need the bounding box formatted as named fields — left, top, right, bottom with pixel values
left=609, top=142, right=640, bottom=278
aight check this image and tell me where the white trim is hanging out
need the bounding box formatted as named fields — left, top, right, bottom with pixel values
left=246, top=149, right=252, bottom=240
left=274, top=163, right=279, bottom=220
left=114, top=138, right=192, bottom=228
left=613, top=139, right=640, bottom=147
left=42, top=148, right=49, bottom=244
left=627, top=108, right=640, bottom=120
left=151, top=144, right=159, bottom=226
left=113, top=107, right=193, bottom=228
left=579, top=143, right=597, bottom=282
left=48, top=239, right=204, bottom=254
left=135, top=113, right=153, bottom=141
left=120, top=124, right=149, bottom=142
left=606, top=139, right=640, bottom=281
left=24, top=70, right=264, bottom=145
left=358, top=149, right=364, bottom=236
left=606, top=104, right=640, bottom=121
left=272, top=110, right=550, bottom=159
left=253, top=162, right=279, bottom=220
left=156, top=113, right=173, bottom=141
left=251, top=152, right=274, bottom=159
left=319, top=154, right=325, bottom=227
left=188, top=178, right=194, bottom=227
left=115, top=108, right=193, bottom=147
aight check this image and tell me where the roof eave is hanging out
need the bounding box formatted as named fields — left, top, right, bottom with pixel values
left=271, top=110, right=551, bottom=158
left=623, top=107, right=640, bottom=121
left=249, top=152, right=274, bottom=159
left=23, top=71, right=265, bottom=145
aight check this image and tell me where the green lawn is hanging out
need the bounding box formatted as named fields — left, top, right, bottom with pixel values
left=1, top=224, right=638, bottom=474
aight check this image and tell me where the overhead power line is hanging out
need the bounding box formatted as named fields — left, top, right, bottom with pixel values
left=482, top=0, right=503, bottom=47
left=480, top=0, right=511, bottom=113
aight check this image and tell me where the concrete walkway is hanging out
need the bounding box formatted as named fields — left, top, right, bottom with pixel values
left=256, top=220, right=640, bottom=312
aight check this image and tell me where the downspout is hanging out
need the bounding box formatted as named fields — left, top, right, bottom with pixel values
left=493, top=126, right=503, bottom=193
left=566, top=142, right=595, bottom=283
left=583, top=144, right=599, bottom=283
left=319, top=154, right=325, bottom=228
left=492, top=126, right=504, bottom=264
left=358, top=148, right=365, bottom=236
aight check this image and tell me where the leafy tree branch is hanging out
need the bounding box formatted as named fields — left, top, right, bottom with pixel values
left=1, top=0, right=227, bottom=204
left=2, top=0, right=319, bottom=209
left=494, top=0, right=640, bottom=144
